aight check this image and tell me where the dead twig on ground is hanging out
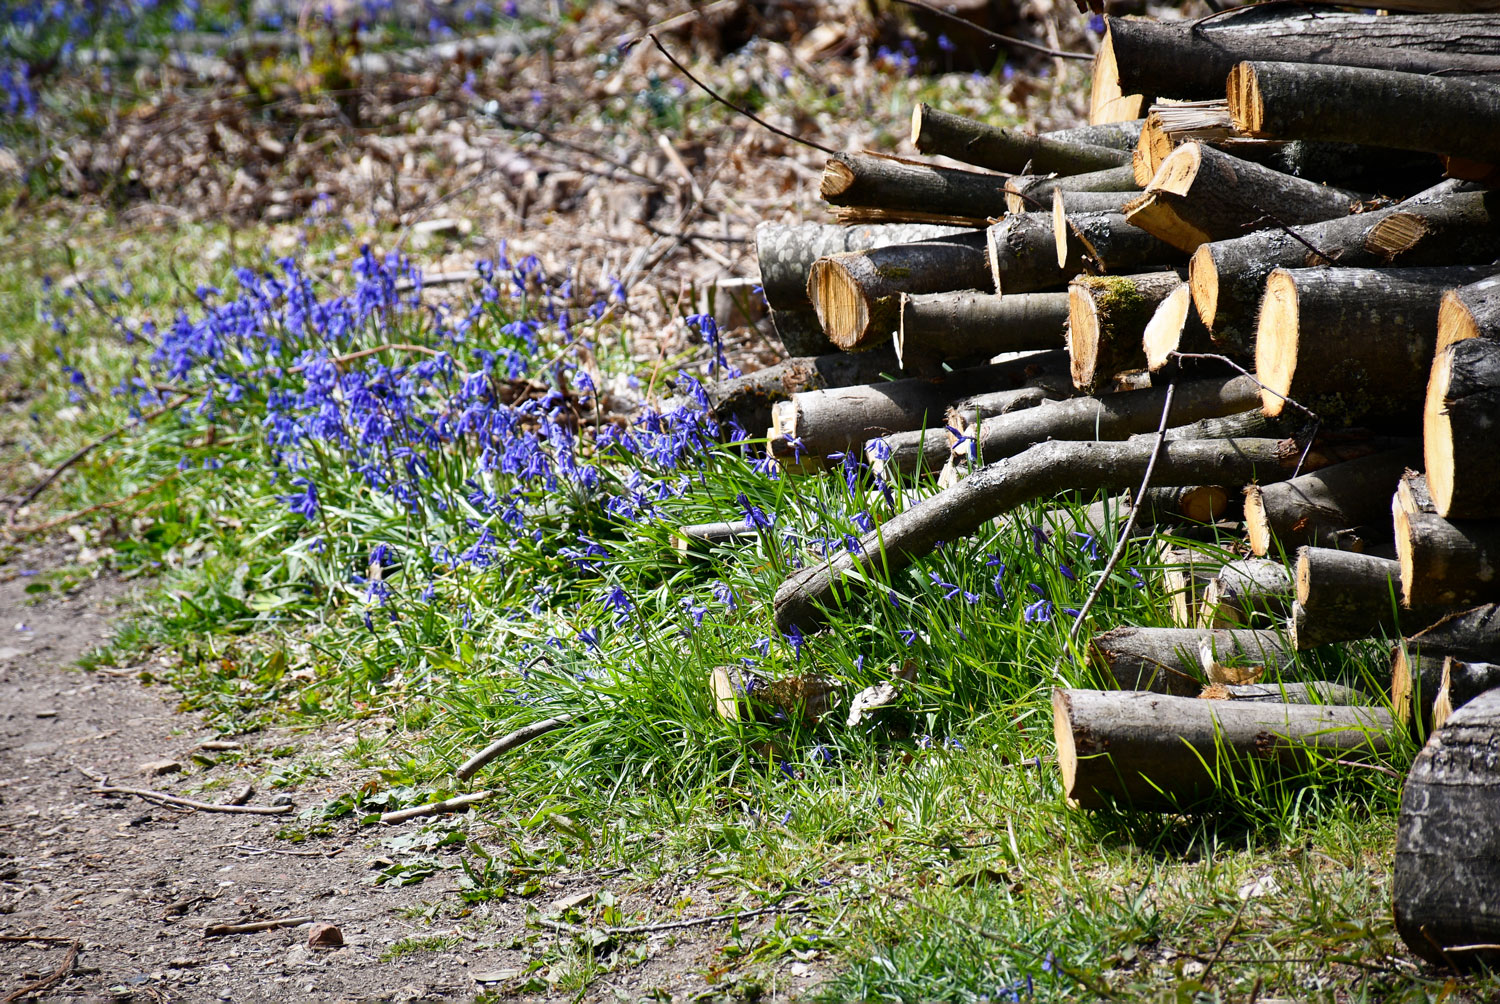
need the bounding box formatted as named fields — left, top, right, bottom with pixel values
left=536, top=902, right=811, bottom=938
left=1, top=939, right=78, bottom=1004
left=9, top=473, right=181, bottom=536
left=380, top=790, right=496, bottom=824
left=77, top=766, right=292, bottom=815
left=213, top=844, right=344, bottom=858
left=203, top=916, right=312, bottom=937
left=456, top=713, right=578, bottom=781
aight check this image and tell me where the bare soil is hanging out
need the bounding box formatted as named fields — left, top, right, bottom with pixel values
left=0, top=554, right=810, bottom=1003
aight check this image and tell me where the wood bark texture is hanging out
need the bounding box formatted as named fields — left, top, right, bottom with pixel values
left=1290, top=548, right=1448, bottom=650
left=1054, top=688, right=1391, bottom=812
left=1395, top=687, right=1500, bottom=969
left=1244, top=447, right=1420, bottom=556
left=705, top=348, right=902, bottom=436
left=1396, top=509, right=1500, bottom=608
left=1004, top=166, right=1141, bottom=215
left=1068, top=270, right=1186, bottom=393
left=1199, top=559, right=1294, bottom=629
left=1088, top=626, right=1290, bottom=695
left=912, top=104, right=1129, bottom=175
left=1053, top=205, right=1180, bottom=273
left=987, top=212, right=1087, bottom=295
left=896, top=290, right=1068, bottom=368
left=1390, top=604, right=1500, bottom=729
left=820, top=153, right=1011, bottom=225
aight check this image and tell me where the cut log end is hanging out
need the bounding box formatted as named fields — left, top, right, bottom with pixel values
left=1088, top=31, right=1145, bottom=126
left=909, top=104, right=925, bottom=149
left=820, top=159, right=856, bottom=199
left=1051, top=688, right=1080, bottom=805
left=1424, top=344, right=1457, bottom=517
left=1365, top=213, right=1428, bottom=260
left=1226, top=62, right=1265, bottom=136
left=1052, top=189, right=1070, bottom=269
left=1244, top=485, right=1272, bottom=556
left=1432, top=656, right=1456, bottom=731
left=1150, top=142, right=1202, bottom=199
left=807, top=258, right=869, bottom=351
left=1142, top=283, right=1194, bottom=371
left=1437, top=287, right=1482, bottom=356
left=1391, top=645, right=1415, bottom=726
left=1189, top=244, right=1219, bottom=329
left=1124, top=193, right=1210, bottom=255
left=1254, top=268, right=1299, bottom=417
left=1394, top=503, right=1418, bottom=609
left=1067, top=284, right=1104, bottom=391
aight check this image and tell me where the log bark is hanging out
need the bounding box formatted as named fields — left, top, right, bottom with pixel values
left=1396, top=509, right=1500, bottom=608
left=674, top=521, right=757, bottom=553
left=987, top=212, right=1084, bottom=296
left=705, top=348, right=902, bottom=436
left=1088, top=626, right=1290, bottom=695
left=1189, top=182, right=1498, bottom=358
left=1047, top=120, right=1145, bottom=152
left=1198, top=559, right=1294, bottom=629
left=1125, top=142, right=1357, bottom=254
left=756, top=222, right=972, bottom=351
left=958, top=375, right=1262, bottom=467
left=1255, top=266, right=1498, bottom=425
left=869, top=385, right=1058, bottom=479
left=1052, top=202, right=1180, bottom=273
left=771, top=360, right=1045, bottom=460
left=1391, top=604, right=1500, bottom=728
left=1427, top=324, right=1500, bottom=519
left=1395, top=687, right=1500, bottom=970
left=1068, top=270, right=1186, bottom=393
left=1142, top=282, right=1213, bottom=371
left=807, top=230, right=991, bottom=351
left=895, top=290, right=1068, bottom=369
left=1052, top=190, right=1143, bottom=216
left=1104, top=10, right=1500, bottom=107
left=1004, top=166, right=1140, bottom=215
left=1291, top=548, right=1451, bottom=650
left=774, top=437, right=1307, bottom=630
left=819, top=153, right=1011, bottom=225
left=1244, top=447, right=1420, bottom=556
left=1201, top=681, right=1363, bottom=705
left=911, top=104, right=1129, bottom=175
left=1230, top=61, right=1500, bottom=164
left=766, top=306, right=829, bottom=358
left=1054, top=688, right=1391, bottom=811
left=1162, top=546, right=1221, bottom=626
left=1136, top=485, right=1234, bottom=525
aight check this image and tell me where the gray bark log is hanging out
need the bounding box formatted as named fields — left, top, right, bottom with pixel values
left=912, top=104, right=1129, bottom=175
left=1290, top=548, right=1449, bottom=650
left=1244, top=447, right=1420, bottom=556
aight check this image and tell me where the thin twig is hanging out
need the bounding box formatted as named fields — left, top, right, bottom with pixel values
left=456, top=714, right=577, bottom=781
left=890, top=0, right=1092, bottom=60
left=1201, top=889, right=1253, bottom=983
left=0, top=935, right=76, bottom=944
left=203, top=916, right=312, bottom=937
left=288, top=343, right=448, bottom=374
left=643, top=34, right=837, bottom=156
left=1167, top=350, right=1320, bottom=476
left=213, top=844, right=344, bottom=858
left=381, top=790, right=496, bottom=824
left=9, top=472, right=180, bottom=536
left=1333, top=759, right=1403, bottom=779
left=8, top=395, right=192, bottom=515
left=536, top=902, right=811, bottom=938
left=81, top=767, right=293, bottom=816
left=1068, top=381, right=1177, bottom=641
left=0, top=939, right=78, bottom=1004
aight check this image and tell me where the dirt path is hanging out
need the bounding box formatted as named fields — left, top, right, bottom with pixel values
left=0, top=557, right=762, bottom=1003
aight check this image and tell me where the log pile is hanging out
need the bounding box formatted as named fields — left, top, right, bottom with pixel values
left=731, top=5, right=1500, bottom=962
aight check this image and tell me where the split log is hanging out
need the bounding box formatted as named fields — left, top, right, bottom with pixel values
left=1003, top=166, right=1139, bottom=215
left=1244, top=447, right=1420, bottom=556
left=1433, top=658, right=1500, bottom=730
left=1054, top=688, right=1391, bottom=811
left=808, top=230, right=990, bottom=351
left=1068, top=270, right=1186, bottom=392
left=1142, top=282, right=1213, bottom=371
left=1125, top=142, right=1357, bottom=254
left=1395, top=687, right=1500, bottom=970
left=1198, top=559, right=1294, bottom=629
left=1201, top=681, right=1363, bottom=705
left=1391, top=604, right=1500, bottom=729
left=1189, top=181, right=1499, bottom=357
left=869, top=385, right=1057, bottom=479
left=987, top=212, right=1084, bottom=296
left=1396, top=509, right=1500, bottom=608
left=1291, top=548, right=1449, bottom=650
left=1434, top=273, right=1500, bottom=356
left=774, top=436, right=1307, bottom=630
left=1101, top=10, right=1500, bottom=109
left=1088, top=29, right=1148, bottom=126
left=1427, top=321, right=1500, bottom=519
left=1051, top=201, right=1180, bottom=273
left=895, top=290, right=1068, bottom=368
left=820, top=153, right=1010, bottom=225
left=773, top=359, right=1053, bottom=460
left=1255, top=266, right=1498, bottom=424
left=756, top=222, right=971, bottom=350
left=705, top=348, right=902, bottom=436
left=957, top=375, right=1261, bottom=467
left=1161, top=546, right=1222, bottom=626
left=910, top=104, right=1128, bottom=175
left=1229, top=61, right=1500, bottom=164
left=1088, top=625, right=1291, bottom=696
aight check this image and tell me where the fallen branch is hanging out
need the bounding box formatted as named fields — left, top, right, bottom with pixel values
left=0, top=939, right=78, bottom=1004
left=9, top=473, right=181, bottom=536
left=456, top=714, right=577, bottom=781
left=380, top=790, right=496, bottom=825
left=203, top=916, right=313, bottom=938
left=774, top=436, right=1304, bottom=631
left=536, top=902, right=812, bottom=938
left=92, top=784, right=293, bottom=815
